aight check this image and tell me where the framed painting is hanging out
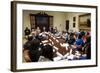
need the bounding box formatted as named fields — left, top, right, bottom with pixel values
left=11, top=1, right=98, bottom=72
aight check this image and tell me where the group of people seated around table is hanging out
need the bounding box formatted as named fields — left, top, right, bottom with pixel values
left=23, top=26, right=91, bottom=62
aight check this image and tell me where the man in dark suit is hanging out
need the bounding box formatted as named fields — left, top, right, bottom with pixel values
left=23, top=36, right=42, bottom=62
left=24, top=27, right=31, bottom=36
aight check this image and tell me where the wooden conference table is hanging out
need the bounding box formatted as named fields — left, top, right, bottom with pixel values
left=41, top=33, right=70, bottom=57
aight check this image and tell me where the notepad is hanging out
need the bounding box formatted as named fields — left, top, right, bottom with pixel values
left=56, top=37, right=60, bottom=38
left=43, top=44, right=47, bottom=46
left=49, top=39, right=52, bottom=42
left=56, top=39, right=59, bottom=43
left=51, top=41, right=54, bottom=45
left=53, top=46, right=58, bottom=50
left=62, top=43, right=66, bottom=47
left=48, top=43, right=52, bottom=46
left=53, top=37, right=56, bottom=40
left=53, top=56, right=62, bottom=61
left=69, top=49, right=73, bottom=54
left=42, top=40, right=48, bottom=43
left=75, top=51, right=81, bottom=56
left=67, top=54, right=75, bottom=60
left=60, top=43, right=63, bottom=46
left=66, top=47, right=68, bottom=51
left=56, top=52, right=63, bottom=57
left=53, top=49, right=56, bottom=52
left=63, top=53, right=70, bottom=59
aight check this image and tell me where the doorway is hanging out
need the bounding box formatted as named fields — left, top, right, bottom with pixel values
left=66, top=20, right=69, bottom=31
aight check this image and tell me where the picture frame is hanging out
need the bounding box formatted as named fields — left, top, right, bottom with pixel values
left=11, top=1, right=98, bottom=72
left=79, top=13, right=91, bottom=31
left=73, top=23, right=76, bottom=28
left=79, top=13, right=91, bottom=27
left=73, top=17, right=76, bottom=22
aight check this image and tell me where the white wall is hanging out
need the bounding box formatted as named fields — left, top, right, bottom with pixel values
left=23, top=10, right=66, bottom=32
left=65, top=13, right=86, bottom=32
left=23, top=10, right=86, bottom=32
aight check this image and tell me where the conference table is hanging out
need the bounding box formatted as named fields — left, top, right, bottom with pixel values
left=41, top=32, right=71, bottom=58
left=23, top=32, right=85, bottom=62
left=41, top=32, right=86, bottom=61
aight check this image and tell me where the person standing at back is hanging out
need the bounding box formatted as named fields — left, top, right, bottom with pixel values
left=24, top=27, right=31, bottom=38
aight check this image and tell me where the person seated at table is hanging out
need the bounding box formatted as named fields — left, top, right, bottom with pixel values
left=30, top=29, right=37, bottom=39
left=23, top=35, right=33, bottom=62
left=41, top=26, right=48, bottom=34
left=80, top=31, right=85, bottom=37
left=49, top=26, right=54, bottom=33
left=39, top=45, right=54, bottom=61
left=31, top=27, right=43, bottom=42
left=55, top=31, right=62, bottom=37
left=42, top=26, right=47, bottom=32
left=53, top=27, right=58, bottom=34
left=36, top=27, right=41, bottom=34
left=86, top=36, right=91, bottom=59
left=66, top=32, right=69, bottom=43
left=36, top=27, right=44, bottom=41
left=31, top=28, right=36, bottom=38
left=62, top=31, right=68, bottom=40
left=82, top=36, right=91, bottom=59
left=68, top=33, right=76, bottom=45
left=23, top=37, right=42, bottom=62
left=80, top=31, right=87, bottom=44
left=39, top=27, right=49, bottom=41
left=86, top=31, right=91, bottom=39
left=75, top=34, right=84, bottom=52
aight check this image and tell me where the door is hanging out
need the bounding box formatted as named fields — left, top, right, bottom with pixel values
left=66, top=20, right=69, bottom=31
left=36, top=16, right=49, bottom=31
